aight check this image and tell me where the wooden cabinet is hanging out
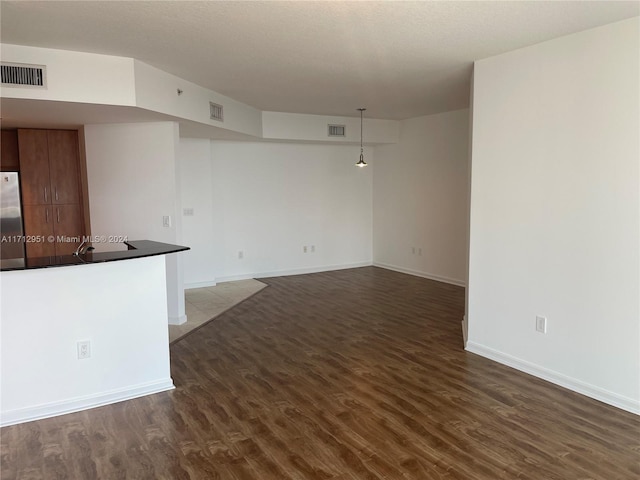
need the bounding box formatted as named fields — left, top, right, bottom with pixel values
left=18, top=130, right=51, bottom=205
left=1, top=130, right=20, bottom=171
left=48, top=130, right=81, bottom=205
left=22, top=205, right=56, bottom=258
left=18, top=129, right=85, bottom=257
left=51, top=205, right=83, bottom=255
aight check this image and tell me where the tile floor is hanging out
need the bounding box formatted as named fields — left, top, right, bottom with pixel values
left=169, top=278, right=267, bottom=343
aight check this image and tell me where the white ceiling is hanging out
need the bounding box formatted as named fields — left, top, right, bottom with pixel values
left=1, top=1, right=638, bottom=120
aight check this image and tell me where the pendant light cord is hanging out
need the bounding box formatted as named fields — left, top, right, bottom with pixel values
left=357, top=108, right=367, bottom=167
left=360, top=109, right=364, bottom=155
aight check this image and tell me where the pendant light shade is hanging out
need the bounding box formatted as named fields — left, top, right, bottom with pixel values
left=356, top=108, right=367, bottom=167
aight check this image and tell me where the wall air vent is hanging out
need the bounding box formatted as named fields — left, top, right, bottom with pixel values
left=328, top=124, right=346, bottom=137
left=1, top=62, right=46, bottom=87
left=209, top=102, right=224, bottom=122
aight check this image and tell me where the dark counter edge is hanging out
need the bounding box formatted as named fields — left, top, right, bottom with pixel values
left=1, top=240, right=190, bottom=271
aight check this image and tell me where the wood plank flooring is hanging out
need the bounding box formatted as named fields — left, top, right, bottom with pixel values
left=1, top=267, right=639, bottom=479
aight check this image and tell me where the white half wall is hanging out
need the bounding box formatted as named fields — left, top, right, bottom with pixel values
left=179, top=140, right=373, bottom=284
left=83, top=122, right=186, bottom=324
left=467, top=18, right=639, bottom=414
left=373, top=109, right=470, bottom=286
left=0, top=256, right=173, bottom=426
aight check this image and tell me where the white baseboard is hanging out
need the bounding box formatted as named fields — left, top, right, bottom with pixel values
left=215, top=261, right=373, bottom=283
left=0, top=378, right=175, bottom=427
left=190, top=263, right=465, bottom=287
left=461, top=315, right=468, bottom=347
left=466, top=342, right=640, bottom=415
left=168, top=314, right=188, bottom=325
left=185, top=280, right=218, bottom=290
left=373, top=262, right=466, bottom=287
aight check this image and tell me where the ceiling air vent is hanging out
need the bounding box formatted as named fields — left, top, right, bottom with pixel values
left=209, top=102, right=224, bottom=122
left=1, top=62, right=46, bottom=87
left=328, top=124, right=346, bottom=137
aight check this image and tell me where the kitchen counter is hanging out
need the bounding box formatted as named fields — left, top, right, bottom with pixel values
left=1, top=239, right=189, bottom=426
left=0, top=240, right=189, bottom=271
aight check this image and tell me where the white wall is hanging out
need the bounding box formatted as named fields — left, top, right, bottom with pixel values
left=467, top=18, right=639, bottom=414
left=179, top=138, right=217, bottom=287
left=179, top=140, right=373, bottom=284
left=83, top=122, right=187, bottom=324
left=84, top=122, right=179, bottom=245
left=0, top=44, right=136, bottom=106
left=373, top=109, right=470, bottom=285
left=262, top=111, right=399, bottom=144
left=0, top=44, right=401, bottom=144
left=1, top=256, right=173, bottom=426
left=134, top=60, right=263, bottom=138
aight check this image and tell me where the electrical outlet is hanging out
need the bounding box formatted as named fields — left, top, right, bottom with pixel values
left=311, top=245, right=315, bottom=253
left=77, top=340, right=91, bottom=359
left=418, top=248, right=422, bottom=256
left=238, top=250, right=244, bottom=259
left=303, top=246, right=308, bottom=253
left=183, top=208, right=194, bottom=216
left=162, top=215, right=172, bottom=228
left=536, top=316, right=547, bottom=334
left=412, top=247, right=416, bottom=254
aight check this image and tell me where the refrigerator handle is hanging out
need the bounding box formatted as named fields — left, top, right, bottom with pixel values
left=57, top=208, right=60, bottom=223
left=44, top=187, right=48, bottom=203
left=55, top=188, right=59, bottom=201
left=45, top=208, right=49, bottom=223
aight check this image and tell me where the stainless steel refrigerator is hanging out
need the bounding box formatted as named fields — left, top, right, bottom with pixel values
left=1, top=172, right=26, bottom=261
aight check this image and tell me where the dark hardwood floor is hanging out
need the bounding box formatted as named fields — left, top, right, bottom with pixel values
left=1, top=267, right=639, bottom=479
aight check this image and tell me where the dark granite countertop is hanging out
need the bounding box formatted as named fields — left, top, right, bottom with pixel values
left=0, top=240, right=189, bottom=272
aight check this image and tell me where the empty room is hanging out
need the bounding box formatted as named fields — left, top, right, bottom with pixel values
left=0, top=1, right=638, bottom=479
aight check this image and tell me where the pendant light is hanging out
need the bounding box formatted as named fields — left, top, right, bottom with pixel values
left=356, top=108, right=367, bottom=167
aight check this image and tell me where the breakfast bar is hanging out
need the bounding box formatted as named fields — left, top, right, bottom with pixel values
left=0, top=240, right=189, bottom=426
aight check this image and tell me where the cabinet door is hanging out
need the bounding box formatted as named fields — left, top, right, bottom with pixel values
left=53, top=204, right=83, bottom=255
left=23, top=205, right=56, bottom=258
left=1, top=130, right=20, bottom=171
left=48, top=130, right=80, bottom=205
left=18, top=130, right=50, bottom=205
